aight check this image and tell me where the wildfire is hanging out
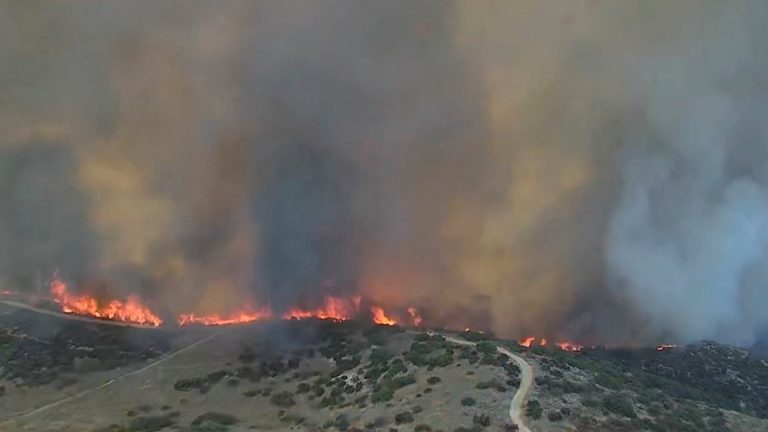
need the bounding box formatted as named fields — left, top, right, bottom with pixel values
left=178, top=309, right=272, bottom=326
left=556, top=342, right=584, bottom=352
left=519, top=336, right=584, bottom=353
left=50, top=278, right=162, bottom=327
left=370, top=306, right=397, bottom=325
left=283, top=296, right=358, bottom=321
left=656, top=344, right=677, bottom=352
left=407, top=307, right=423, bottom=326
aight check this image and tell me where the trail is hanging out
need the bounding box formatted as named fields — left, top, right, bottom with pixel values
left=443, top=334, right=534, bottom=432
left=0, top=300, right=163, bottom=330
left=0, top=332, right=220, bottom=421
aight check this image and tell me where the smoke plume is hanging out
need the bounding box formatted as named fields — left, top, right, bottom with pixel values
left=1, top=0, right=768, bottom=345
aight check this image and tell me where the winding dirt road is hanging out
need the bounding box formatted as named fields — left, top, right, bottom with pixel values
left=443, top=334, right=534, bottom=432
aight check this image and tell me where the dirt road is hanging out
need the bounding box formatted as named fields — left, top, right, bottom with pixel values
left=0, top=332, right=220, bottom=421
left=443, top=334, right=534, bottom=432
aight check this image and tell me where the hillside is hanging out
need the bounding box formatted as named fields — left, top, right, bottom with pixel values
left=0, top=306, right=767, bottom=432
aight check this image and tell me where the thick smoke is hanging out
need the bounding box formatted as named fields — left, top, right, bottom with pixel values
left=1, top=0, right=768, bottom=345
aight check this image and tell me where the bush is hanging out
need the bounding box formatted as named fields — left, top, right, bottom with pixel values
left=127, top=415, right=175, bottom=432
left=602, top=394, right=637, bottom=418
left=461, top=397, right=476, bottom=407
left=296, top=382, right=311, bottom=393
left=547, top=411, right=563, bottom=422
left=427, top=376, right=442, bottom=385
left=395, top=411, right=415, bottom=424
left=473, top=414, right=491, bottom=427
left=191, top=412, right=239, bottom=426
left=334, top=414, right=350, bottom=431
left=415, top=425, right=432, bottom=432
left=270, top=391, right=296, bottom=408
left=174, top=378, right=209, bottom=393
left=526, top=400, right=542, bottom=419
left=372, top=387, right=394, bottom=403
left=191, top=421, right=227, bottom=432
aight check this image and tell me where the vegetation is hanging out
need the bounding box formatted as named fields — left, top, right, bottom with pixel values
left=461, top=397, right=477, bottom=407
left=525, top=400, right=542, bottom=419
left=395, top=411, right=415, bottom=424
left=270, top=391, right=296, bottom=407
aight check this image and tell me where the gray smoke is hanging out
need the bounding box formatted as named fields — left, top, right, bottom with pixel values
left=1, top=0, right=768, bottom=345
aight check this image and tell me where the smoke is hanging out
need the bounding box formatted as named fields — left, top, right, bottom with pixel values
left=1, top=0, right=768, bottom=345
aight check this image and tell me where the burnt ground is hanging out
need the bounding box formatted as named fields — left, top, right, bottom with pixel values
left=1, top=305, right=767, bottom=432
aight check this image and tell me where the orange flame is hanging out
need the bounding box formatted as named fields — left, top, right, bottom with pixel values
left=407, top=307, right=423, bottom=326
left=50, top=278, right=162, bottom=326
left=178, top=309, right=272, bottom=326
left=656, top=344, right=677, bottom=352
left=556, top=341, right=584, bottom=352
left=283, top=296, right=357, bottom=321
left=519, top=336, right=584, bottom=352
left=370, top=306, right=397, bottom=325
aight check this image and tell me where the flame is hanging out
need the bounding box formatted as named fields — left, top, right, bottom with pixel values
left=370, top=306, right=397, bottom=325
left=407, top=307, right=423, bottom=326
left=283, top=296, right=358, bottom=321
left=178, top=308, right=272, bottom=326
left=519, top=336, right=584, bottom=352
left=556, top=341, right=584, bottom=352
left=656, top=344, right=677, bottom=352
left=50, top=278, right=162, bottom=326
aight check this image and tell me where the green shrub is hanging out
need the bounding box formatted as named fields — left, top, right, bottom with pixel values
left=427, top=376, right=442, bottom=385
left=127, top=415, right=175, bottom=432
left=372, top=387, right=394, bottom=403
left=395, top=411, right=415, bottom=424
left=547, top=411, right=563, bottom=422
left=602, top=394, right=637, bottom=418
left=270, top=391, right=296, bottom=408
left=460, top=397, right=476, bottom=407
left=191, top=412, right=239, bottom=426
left=473, top=414, right=491, bottom=427
left=526, top=400, right=542, bottom=419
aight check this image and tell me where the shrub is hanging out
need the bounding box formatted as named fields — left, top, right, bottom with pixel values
left=270, top=391, right=296, bottom=408
left=526, top=400, right=542, bottom=419
left=461, top=397, right=476, bottom=407
left=174, top=378, right=209, bottom=393
left=602, top=394, right=637, bottom=418
left=191, top=421, right=227, bottom=432
left=296, top=382, right=311, bottom=393
left=395, top=411, right=415, bottom=424
left=334, top=414, right=350, bottom=431
left=427, top=376, right=442, bottom=385
left=473, top=414, right=491, bottom=427
left=372, top=387, right=394, bottom=403
left=547, top=411, right=563, bottom=422
left=415, top=425, right=432, bottom=432
left=191, top=412, right=239, bottom=426
left=127, top=415, right=175, bottom=432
